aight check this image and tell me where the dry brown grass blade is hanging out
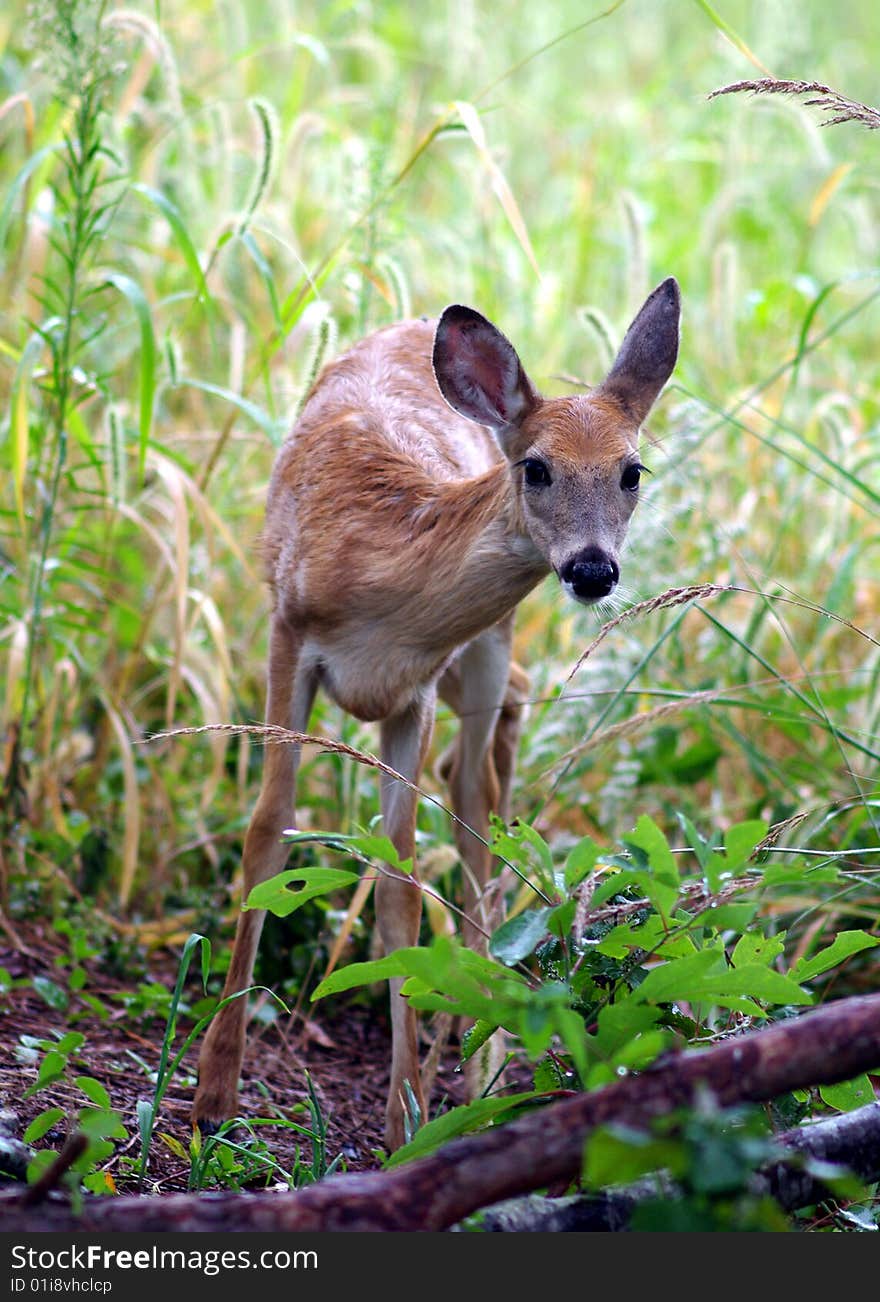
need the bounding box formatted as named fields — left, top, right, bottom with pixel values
left=709, top=79, right=880, bottom=130
left=544, top=686, right=723, bottom=775
left=146, top=724, right=508, bottom=941
left=564, top=583, right=729, bottom=686
left=321, top=872, right=376, bottom=981
left=147, top=722, right=415, bottom=790
left=103, top=696, right=141, bottom=910
left=455, top=100, right=541, bottom=280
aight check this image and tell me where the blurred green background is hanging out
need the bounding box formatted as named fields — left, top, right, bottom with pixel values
left=1, top=0, right=877, bottom=952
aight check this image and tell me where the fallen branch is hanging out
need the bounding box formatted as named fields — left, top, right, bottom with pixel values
left=478, top=1101, right=880, bottom=1231
left=17, top=1134, right=89, bottom=1208
left=2, top=994, right=879, bottom=1232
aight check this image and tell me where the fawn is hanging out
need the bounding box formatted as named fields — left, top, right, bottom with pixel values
left=193, top=278, right=681, bottom=1150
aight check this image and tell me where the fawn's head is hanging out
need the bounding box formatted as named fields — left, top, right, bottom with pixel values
left=432, top=278, right=680, bottom=605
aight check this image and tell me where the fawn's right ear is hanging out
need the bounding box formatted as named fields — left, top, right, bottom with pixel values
left=597, top=277, right=681, bottom=425
left=432, top=305, right=539, bottom=434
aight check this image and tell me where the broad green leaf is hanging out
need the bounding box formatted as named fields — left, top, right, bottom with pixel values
left=490, top=907, right=552, bottom=965
left=624, top=815, right=679, bottom=885
left=589, top=869, right=648, bottom=912
left=732, top=931, right=785, bottom=969
left=26, top=1150, right=59, bottom=1184
left=563, top=836, right=602, bottom=889
left=706, top=902, right=758, bottom=932
left=634, top=945, right=808, bottom=1010
left=593, top=1002, right=662, bottom=1055
left=54, top=1033, right=85, bottom=1054
left=245, top=866, right=360, bottom=917
left=74, top=1076, right=112, bottom=1109
left=78, top=1108, right=127, bottom=1141
left=23, top=1108, right=65, bottom=1144
left=762, top=863, right=840, bottom=888
left=701, top=853, right=729, bottom=893
left=338, top=832, right=413, bottom=873
left=610, top=1029, right=670, bottom=1072
left=498, top=993, right=588, bottom=1079
left=630, top=947, right=724, bottom=1005
left=387, top=1091, right=539, bottom=1167
left=723, top=819, right=769, bottom=868
left=590, top=868, right=679, bottom=921
left=460, top=1018, right=497, bottom=1063
left=635, top=874, right=681, bottom=924
left=281, top=829, right=414, bottom=873
left=584, top=1124, right=686, bottom=1189
left=312, top=949, right=417, bottom=999
left=490, top=818, right=555, bottom=894
left=547, top=898, right=577, bottom=939
left=32, top=976, right=68, bottom=1011
left=819, top=1074, right=875, bottom=1113
left=792, top=930, right=880, bottom=983
left=533, top=1057, right=566, bottom=1092
left=597, top=915, right=696, bottom=961
left=698, top=965, right=812, bottom=1006
left=25, top=1051, right=67, bottom=1098
left=544, top=1006, right=589, bottom=1080
left=78, top=1139, right=114, bottom=1168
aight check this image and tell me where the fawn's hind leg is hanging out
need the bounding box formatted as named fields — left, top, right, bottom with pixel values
left=437, top=618, right=529, bottom=1098
left=376, top=685, right=437, bottom=1151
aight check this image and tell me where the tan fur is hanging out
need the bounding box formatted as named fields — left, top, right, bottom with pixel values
left=194, top=283, right=679, bottom=1151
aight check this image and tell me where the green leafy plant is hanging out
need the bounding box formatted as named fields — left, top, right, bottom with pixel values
left=21, top=1032, right=126, bottom=1195
left=185, top=1074, right=343, bottom=1191
left=248, top=812, right=877, bottom=1188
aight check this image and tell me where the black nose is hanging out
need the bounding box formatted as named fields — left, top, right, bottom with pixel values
left=560, top=549, right=619, bottom=601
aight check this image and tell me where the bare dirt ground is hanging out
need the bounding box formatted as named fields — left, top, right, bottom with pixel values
left=0, top=917, right=473, bottom=1194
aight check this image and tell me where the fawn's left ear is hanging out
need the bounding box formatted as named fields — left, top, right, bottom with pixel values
left=432, top=305, right=540, bottom=434
left=597, top=277, right=681, bottom=425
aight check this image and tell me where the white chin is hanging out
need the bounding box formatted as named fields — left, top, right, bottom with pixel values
left=561, top=580, right=603, bottom=608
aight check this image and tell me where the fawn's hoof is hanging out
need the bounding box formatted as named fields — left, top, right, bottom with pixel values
left=191, top=1080, right=239, bottom=1137
left=194, top=1116, right=222, bottom=1138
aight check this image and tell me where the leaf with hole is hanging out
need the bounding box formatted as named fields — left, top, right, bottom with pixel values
left=245, top=866, right=360, bottom=917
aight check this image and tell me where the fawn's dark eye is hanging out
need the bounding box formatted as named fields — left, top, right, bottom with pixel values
left=621, top=462, right=644, bottom=492
left=522, top=458, right=552, bottom=487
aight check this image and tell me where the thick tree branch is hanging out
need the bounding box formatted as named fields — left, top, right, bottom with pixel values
left=478, top=1102, right=880, bottom=1231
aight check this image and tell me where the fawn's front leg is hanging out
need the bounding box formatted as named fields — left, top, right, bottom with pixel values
left=193, top=616, right=317, bottom=1131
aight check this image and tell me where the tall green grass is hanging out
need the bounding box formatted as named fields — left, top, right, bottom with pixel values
left=1, top=0, right=877, bottom=966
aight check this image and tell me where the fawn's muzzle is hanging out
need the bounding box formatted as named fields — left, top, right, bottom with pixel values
left=560, top=548, right=619, bottom=602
